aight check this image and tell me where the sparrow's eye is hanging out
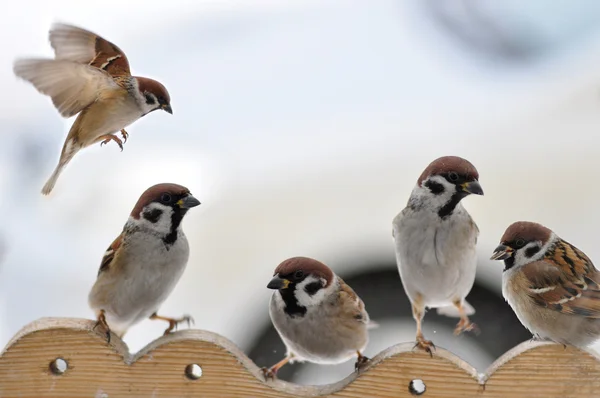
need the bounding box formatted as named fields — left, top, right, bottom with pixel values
left=160, top=193, right=172, bottom=204
left=448, top=172, right=459, bottom=182
left=515, top=239, right=526, bottom=248
left=294, top=270, right=304, bottom=280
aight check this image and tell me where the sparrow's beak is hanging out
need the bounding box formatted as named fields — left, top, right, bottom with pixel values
left=162, top=104, right=173, bottom=114
left=461, top=180, right=484, bottom=195
left=177, top=195, right=201, bottom=209
left=490, top=244, right=514, bottom=261
left=267, top=275, right=290, bottom=290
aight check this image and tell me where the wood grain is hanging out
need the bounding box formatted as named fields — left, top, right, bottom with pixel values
left=0, top=317, right=599, bottom=397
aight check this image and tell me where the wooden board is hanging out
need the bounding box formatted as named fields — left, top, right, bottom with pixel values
left=0, top=317, right=599, bottom=397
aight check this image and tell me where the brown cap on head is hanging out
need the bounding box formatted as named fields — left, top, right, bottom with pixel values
left=135, top=77, right=172, bottom=113
left=136, top=77, right=170, bottom=102
left=273, top=257, right=335, bottom=287
left=500, top=221, right=553, bottom=245
left=130, top=183, right=191, bottom=219
left=417, top=156, right=479, bottom=186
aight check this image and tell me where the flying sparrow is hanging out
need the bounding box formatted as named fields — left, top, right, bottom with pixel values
left=262, top=257, right=371, bottom=379
left=88, top=183, right=200, bottom=342
left=13, top=22, right=173, bottom=195
left=491, top=221, right=600, bottom=347
left=392, top=156, right=484, bottom=354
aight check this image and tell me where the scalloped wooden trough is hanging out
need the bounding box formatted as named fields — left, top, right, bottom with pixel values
left=1, top=318, right=600, bottom=397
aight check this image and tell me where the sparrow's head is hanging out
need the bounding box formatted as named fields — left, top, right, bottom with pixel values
left=268, top=257, right=336, bottom=311
left=135, top=77, right=172, bottom=115
left=490, top=221, right=555, bottom=271
left=413, top=156, right=483, bottom=217
left=130, top=183, right=200, bottom=240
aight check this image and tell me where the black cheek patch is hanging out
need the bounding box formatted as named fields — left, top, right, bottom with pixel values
left=304, top=282, right=322, bottom=296
left=145, top=93, right=156, bottom=105
left=424, top=180, right=445, bottom=195
left=143, top=208, right=163, bottom=223
left=525, top=246, right=541, bottom=258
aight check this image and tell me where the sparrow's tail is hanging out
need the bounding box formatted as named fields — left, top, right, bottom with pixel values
left=41, top=138, right=79, bottom=195
left=436, top=300, right=475, bottom=318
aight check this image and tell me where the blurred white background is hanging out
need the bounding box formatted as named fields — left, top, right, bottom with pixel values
left=3, top=0, right=600, bottom=385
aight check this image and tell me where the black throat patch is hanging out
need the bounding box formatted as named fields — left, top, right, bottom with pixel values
left=438, top=191, right=467, bottom=219
left=279, top=285, right=307, bottom=318
left=163, top=208, right=186, bottom=246
left=503, top=256, right=516, bottom=272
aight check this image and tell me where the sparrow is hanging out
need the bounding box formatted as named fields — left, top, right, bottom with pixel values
left=392, top=156, right=484, bottom=354
left=88, top=183, right=200, bottom=342
left=262, top=257, right=371, bottom=379
left=13, top=22, right=173, bottom=195
left=491, top=221, right=600, bottom=347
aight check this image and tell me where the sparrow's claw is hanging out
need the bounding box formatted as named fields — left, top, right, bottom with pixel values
left=93, top=310, right=111, bottom=344
left=260, top=367, right=278, bottom=381
left=99, top=134, right=124, bottom=151
left=120, top=129, right=129, bottom=143
left=180, top=314, right=195, bottom=329
left=454, top=318, right=479, bottom=336
left=260, top=356, right=291, bottom=381
left=354, top=353, right=370, bottom=373
left=413, top=337, right=435, bottom=357
left=150, top=313, right=194, bottom=336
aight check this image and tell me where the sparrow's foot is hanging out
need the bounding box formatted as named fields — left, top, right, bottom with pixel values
left=260, top=355, right=292, bottom=381
left=454, top=318, right=479, bottom=336
left=99, top=134, right=124, bottom=151
left=413, top=336, right=435, bottom=357
left=260, top=367, right=278, bottom=381
left=93, top=310, right=111, bottom=344
left=150, top=313, right=195, bottom=335
left=120, top=129, right=129, bottom=143
left=354, top=352, right=370, bottom=373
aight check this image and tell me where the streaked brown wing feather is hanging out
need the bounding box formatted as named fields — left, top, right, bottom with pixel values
left=523, top=240, right=600, bottom=318
left=50, top=23, right=131, bottom=77
left=98, top=233, right=124, bottom=276
left=337, top=277, right=369, bottom=324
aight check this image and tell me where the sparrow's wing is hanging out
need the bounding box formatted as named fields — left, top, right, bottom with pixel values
left=13, top=59, right=121, bottom=117
left=337, top=277, right=370, bottom=324
left=522, top=240, right=600, bottom=318
left=49, top=23, right=131, bottom=77
left=97, top=232, right=125, bottom=276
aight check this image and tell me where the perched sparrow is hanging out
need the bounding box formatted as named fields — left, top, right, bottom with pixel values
left=88, top=183, right=200, bottom=342
left=262, top=257, right=371, bottom=379
left=491, top=221, right=600, bottom=347
left=13, top=23, right=173, bottom=195
left=392, top=156, right=483, bottom=354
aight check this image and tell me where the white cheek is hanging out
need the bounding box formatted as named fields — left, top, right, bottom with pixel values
left=294, top=275, right=337, bottom=307
left=513, top=234, right=558, bottom=268
left=140, top=101, right=158, bottom=114
left=412, top=175, right=456, bottom=209
left=134, top=87, right=159, bottom=115
left=135, top=203, right=174, bottom=234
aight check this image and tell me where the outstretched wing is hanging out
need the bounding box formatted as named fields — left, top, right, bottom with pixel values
left=13, top=58, right=119, bottom=117
left=50, top=23, right=131, bottom=77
